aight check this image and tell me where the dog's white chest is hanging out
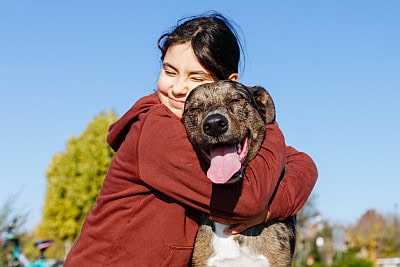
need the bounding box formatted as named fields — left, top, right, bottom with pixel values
left=207, top=223, right=270, bottom=267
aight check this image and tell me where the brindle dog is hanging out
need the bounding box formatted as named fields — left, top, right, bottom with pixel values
left=182, top=80, right=296, bottom=267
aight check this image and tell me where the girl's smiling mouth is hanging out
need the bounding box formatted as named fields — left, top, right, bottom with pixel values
left=168, top=96, right=186, bottom=108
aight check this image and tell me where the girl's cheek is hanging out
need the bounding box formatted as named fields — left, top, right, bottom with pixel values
left=157, top=74, right=170, bottom=94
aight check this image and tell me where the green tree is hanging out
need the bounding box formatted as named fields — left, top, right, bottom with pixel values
left=294, top=193, right=322, bottom=266
left=39, top=110, right=117, bottom=243
left=0, top=196, right=28, bottom=265
left=297, top=194, right=320, bottom=229
left=331, top=252, right=374, bottom=267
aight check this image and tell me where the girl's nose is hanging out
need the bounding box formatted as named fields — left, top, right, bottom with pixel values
left=171, top=78, right=190, bottom=96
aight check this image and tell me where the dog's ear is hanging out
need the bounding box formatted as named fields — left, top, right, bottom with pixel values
left=249, top=86, right=276, bottom=125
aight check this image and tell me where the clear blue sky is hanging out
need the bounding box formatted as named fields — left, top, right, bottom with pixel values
left=1, top=1, right=399, bottom=231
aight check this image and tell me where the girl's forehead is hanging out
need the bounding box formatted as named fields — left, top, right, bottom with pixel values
left=164, top=43, right=211, bottom=75
left=164, top=43, right=194, bottom=60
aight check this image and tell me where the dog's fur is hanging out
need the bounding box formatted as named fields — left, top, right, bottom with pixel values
left=182, top=80, right=296, bottom=267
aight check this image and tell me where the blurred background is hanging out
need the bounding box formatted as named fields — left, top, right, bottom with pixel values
left=1, top=1, right=399, bottom=266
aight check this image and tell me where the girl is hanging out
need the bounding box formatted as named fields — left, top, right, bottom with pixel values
left=64, top=12, right=317, bottom=267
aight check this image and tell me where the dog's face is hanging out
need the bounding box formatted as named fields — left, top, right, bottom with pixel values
left=182, top=80, right=275, bottom=184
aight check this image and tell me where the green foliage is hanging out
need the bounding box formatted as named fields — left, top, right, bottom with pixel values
left=39, top=110, right=117, bottom=242
left=331, top=252, right=374, bottom=267
left=294, top=193, right=322, bottom=266
left=305, top=252, right=374, bottom=267
left=309, top=263, right=327, bottom=267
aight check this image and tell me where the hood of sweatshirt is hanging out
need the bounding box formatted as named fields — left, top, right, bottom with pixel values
left=107, top=92, right=160, bottom=151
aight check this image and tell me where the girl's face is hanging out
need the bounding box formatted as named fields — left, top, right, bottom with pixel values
left=157, top=43, right=215, bottom=118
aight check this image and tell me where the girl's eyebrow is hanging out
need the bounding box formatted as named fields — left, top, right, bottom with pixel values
left=191, top=70, right=211, bottom=76
left=162, top=63, right=177, bottom=72
left=162, top=63, right=210, bottom=76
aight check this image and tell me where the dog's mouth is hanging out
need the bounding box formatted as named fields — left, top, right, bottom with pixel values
left=203, top=137, right=249, bottom=184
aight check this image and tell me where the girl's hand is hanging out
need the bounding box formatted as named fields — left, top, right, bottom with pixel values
left=210, top=206, right=269, bottom=235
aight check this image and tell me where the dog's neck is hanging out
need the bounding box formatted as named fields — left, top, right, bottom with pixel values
left=208, top=222, right=272, bottom=267
left=213, top=222, right=231, bottom=237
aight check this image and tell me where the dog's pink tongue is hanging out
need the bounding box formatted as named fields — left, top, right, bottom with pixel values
left=207, top=145, right=241, bottom=184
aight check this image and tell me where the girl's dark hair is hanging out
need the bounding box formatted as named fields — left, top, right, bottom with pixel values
left=158, top=12, right=244, bottom=80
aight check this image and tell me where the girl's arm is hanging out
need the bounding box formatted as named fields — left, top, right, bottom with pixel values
left=213, top=145, right=318, bottom=234
left=266, top=146, right=318, bottom=221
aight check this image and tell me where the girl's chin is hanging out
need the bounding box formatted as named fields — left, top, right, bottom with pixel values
left=168, top=101, right=184, bottom=117
left=172, top=109, right=183, bottom=118
left=166, top=103, right=183, bottom=118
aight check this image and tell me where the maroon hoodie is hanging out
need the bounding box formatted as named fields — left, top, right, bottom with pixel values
left=64, top=92, right=317, bottom=267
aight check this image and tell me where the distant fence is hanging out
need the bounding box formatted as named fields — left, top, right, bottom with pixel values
left=376, top=258, right=400, bottom=267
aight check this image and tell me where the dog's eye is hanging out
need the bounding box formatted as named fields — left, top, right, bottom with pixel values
left=229, top=98, right=244, bottom=107
left=189, top=107, right=201, bottom=112
left=228, top=98, right=244, bottom=113
left=229, top=98, right=241, bottom=104
left=185, top=107, right=202, bottom=126
left=188, top=107, right=202, bottom=114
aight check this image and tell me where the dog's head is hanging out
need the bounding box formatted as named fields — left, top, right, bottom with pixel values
left=182, top=80, right=275, bottom=184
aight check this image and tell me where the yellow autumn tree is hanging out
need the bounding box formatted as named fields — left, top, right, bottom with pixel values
left=347, top=209, right=398, bottom=259
left=38, top=110, right=117, bottom=245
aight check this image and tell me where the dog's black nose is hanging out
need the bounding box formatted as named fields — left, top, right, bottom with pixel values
left=203, top=114, right=228, bottom=136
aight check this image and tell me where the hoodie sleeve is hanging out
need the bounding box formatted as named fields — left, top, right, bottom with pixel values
left=137, top=104, right=287, bottom=219
left=266, top=146, right=318, bottom=221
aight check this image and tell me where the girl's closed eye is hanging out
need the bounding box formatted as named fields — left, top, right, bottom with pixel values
left=163, top=64, right=177, bottom=76
left=165, top=69, right=176, bottom=76
left=190, top=73, right=214, bottom=83
left=191, top=76, right=207, bottom=82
